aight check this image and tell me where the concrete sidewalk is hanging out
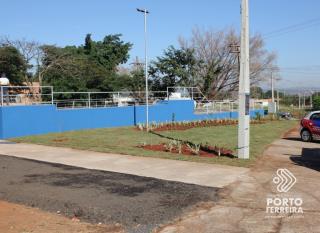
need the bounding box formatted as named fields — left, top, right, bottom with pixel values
left=0, top=141, right=247, bottom=188
left=157, top=128, right=320, bottom=233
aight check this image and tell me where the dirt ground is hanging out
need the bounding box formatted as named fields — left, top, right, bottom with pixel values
left=0, top=200, right=124, bottom=233
left=0, top=155, right=218, bottom=233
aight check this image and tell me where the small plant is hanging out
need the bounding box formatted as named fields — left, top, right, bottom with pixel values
left=187, top=143, right=201, bottom=155
left=140, top=141, right=147, bottom=146
left=165, top=140, right=177, bottom=152
left=137, top=123, right=144, bottom=131
left=174, top=140, right=183, bottom=154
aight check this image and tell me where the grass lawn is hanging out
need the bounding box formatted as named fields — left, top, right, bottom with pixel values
left=12, top=120, right=298, bottom=167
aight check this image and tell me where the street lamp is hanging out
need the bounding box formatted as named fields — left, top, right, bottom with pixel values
left=238, top=0, right=250, bottom=159
left=137, top=8, right=150, bottom=131
left=0, top=73, right=10, bottom=106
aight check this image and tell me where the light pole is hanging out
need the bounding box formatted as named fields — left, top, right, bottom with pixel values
left=0, top=73, right=10, bottom=106
left=298, top=93, right=301, bottom=109
left=137, top=8, right=150, bottom=131
left=238, top=0, right=250, bottom=159
left=271, top=72, right=275, bottom=103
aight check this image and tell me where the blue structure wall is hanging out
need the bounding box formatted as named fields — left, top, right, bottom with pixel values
left=0, top=100, right=264, bottom=139
left=0, top=108, right=3, bottom=139
left=0, top=105, right=58, bottom=139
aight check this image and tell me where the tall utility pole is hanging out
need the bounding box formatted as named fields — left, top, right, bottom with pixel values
left=238, top=0, right=250, bottom=159
left=277, top=90, right=280, bottom=112
left=137, top=8, right=150, bottom=131
left=271, top=72, right=275, bottom=103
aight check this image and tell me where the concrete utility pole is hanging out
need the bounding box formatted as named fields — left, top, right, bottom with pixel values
left=271, top=72, right=275, bottom=103
left=238, top=0, right=250, bottom=159
left=137, top=8, right=150, bottom=131
left=277, top=90, right=280, bottom=112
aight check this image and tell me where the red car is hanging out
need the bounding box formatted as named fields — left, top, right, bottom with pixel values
left=300, top=111, right=320, bottom=142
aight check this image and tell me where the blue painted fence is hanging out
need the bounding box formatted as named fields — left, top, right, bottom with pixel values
left=0, top=100, right=264, bottom=139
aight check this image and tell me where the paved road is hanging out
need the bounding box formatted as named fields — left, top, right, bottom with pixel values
left=0, top=155, right=218, bottom=233
left=157, top=128, right=320, bottom=233
left=0, top=141, right=247, bottom=188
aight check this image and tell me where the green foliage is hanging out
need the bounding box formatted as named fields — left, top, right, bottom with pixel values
left=0, top=46, right=27, bottom=85
left=129, top=67, right=145, bottom=91
left=41, top=34, right=132, bottom=92
left=149, top=46, right=197, bottom=91
left=313, top=96, right=320, bottom=110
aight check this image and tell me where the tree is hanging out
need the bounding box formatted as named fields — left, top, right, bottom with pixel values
left=84, top=34, right=93, bottom=54
left=0, top=46, right=27, bottom=85
left=313, top=96, right=320, bottom=110
left=40, top=34, right=132, bottom=92
left=0, top=37, right=41, bottom=85
left=178, top=27, right=278, bottom=98
left=251, top=86, right=264, bottom=99
left=88, top=34, right=132, bottom=72
left=149, top=46, right=198, bottom=91
left=129, top=67, right=145, bottom=92
left=39, top=45, right=87, bottom=92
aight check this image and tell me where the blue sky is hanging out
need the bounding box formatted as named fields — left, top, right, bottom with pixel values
left=2, top=0, right=320, bottom=89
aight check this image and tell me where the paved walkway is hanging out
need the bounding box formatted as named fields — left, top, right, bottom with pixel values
left=0, top=141, right=247, bottom=188
left=157, top=128, right=320, bottom=233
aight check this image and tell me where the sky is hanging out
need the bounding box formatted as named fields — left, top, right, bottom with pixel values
left=1, top=0, right=320, bottom=90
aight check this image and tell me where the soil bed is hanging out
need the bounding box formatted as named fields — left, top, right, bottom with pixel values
left=140, top=143, right=235, bottom=158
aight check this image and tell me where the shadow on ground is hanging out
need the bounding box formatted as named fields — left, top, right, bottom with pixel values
left=290, top=148, right=320, bottom=172
left=282, top=137, right=303, bottom=142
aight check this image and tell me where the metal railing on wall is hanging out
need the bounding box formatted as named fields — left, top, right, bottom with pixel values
left=0, top=85, right=263, bottom=112
left=0, top=86, right=54, bottom=106
left=52, top=91, right=168, bottom=109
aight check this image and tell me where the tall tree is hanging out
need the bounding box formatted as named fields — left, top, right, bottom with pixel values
left=0, top=46, right=27, bottom=85
left=40, top=34, right=132, bottom=92
left=84, top=34, right=93, bottom=54
left=0, top=37, right=41, bottom=85
left=149, top=46, right=198, bottom=91
left=89, top=34, right=132, bottom=72
left=178, top=27, right=278, bottom=98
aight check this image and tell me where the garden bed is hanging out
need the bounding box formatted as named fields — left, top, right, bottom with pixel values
left=136, top=119, right=266, bottom=132
left=138, top=142, right=235, bottom=158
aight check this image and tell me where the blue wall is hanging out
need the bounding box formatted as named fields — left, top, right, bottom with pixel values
left=0, top=100, right=264, bottom=139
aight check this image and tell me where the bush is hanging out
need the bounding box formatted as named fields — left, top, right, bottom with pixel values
left=255, top=112, right=261, bottom=120
left=313, top=96, right=320, bottom=110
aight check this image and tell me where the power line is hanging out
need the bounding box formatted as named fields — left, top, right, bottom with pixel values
left=279, top=65, right=320, bottom=70
left=278, top=71, right=320, bottom=75
left=262, top=17, right=320, bottom=39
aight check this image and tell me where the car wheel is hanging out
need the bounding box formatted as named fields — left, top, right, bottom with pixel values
left=301, top=129, right=312, bottom=142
